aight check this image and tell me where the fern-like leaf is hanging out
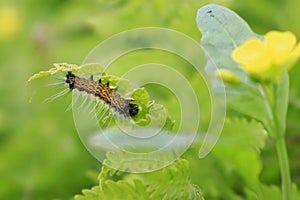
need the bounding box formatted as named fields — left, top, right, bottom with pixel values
left=74, top=158, right=203, bottom=200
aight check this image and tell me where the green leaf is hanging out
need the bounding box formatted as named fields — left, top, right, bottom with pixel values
left=130, top=88, right=174, bottom=129
left=130, top=88, right=151, bottom=109
left=137, top=159, right=204, bottom=200
left=74, top=181, right=150, bottom=200
left=75, top=158, right=203, bottom=200
left=247, top=184, right=300, bottom=200
left=100, top=179, right=150, bottom=200
left=196, top=4, right=275, bottom=135
left=27, top=63, right=103, bottom=82
left=102, top=151, right=178, bottom=173
left=130, top=87, right=152, bottom=125
left=188, top=118, right=267, bottom=199
left=197, top=4, right=259, bottom=72
left=74, top=186, right=102, bottom=200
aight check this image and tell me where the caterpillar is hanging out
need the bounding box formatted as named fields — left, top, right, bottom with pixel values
left=65, top=72, right=139, bottom=117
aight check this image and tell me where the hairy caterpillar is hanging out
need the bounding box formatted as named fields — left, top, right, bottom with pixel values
left=65, top=72, right=139, bottom=117
left=28, top=63, right=174, bottom=132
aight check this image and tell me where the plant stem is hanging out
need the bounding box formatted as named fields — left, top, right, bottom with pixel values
left=275, top=136, right=292, bottom=200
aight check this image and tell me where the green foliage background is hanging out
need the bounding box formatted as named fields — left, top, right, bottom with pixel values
left=0, top=0, right=299, bottom=199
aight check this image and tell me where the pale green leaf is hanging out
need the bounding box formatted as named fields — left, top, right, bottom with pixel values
left=196, top=4, right=284, bottom=135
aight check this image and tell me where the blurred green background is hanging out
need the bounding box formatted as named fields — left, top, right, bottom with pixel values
left=0, top=0, right=299, bottom=199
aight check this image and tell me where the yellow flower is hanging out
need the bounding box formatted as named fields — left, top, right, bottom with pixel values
left=232, top=31, right=300, bottom=82
left=215, top=69, right=240, bottom=85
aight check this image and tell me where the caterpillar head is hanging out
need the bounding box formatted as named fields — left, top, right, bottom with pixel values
left=128, top=103, right=139, bottom=117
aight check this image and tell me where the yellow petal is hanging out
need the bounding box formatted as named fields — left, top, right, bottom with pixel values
left=232, top=38, right=273, bottom=74
left=242, top=59, right=271, bottom=74
left=284, top=43, right=300, bottom=71
left=232, top=38, right=265, bottom=66
left=290, top=43, right=300, bottom=60
left=264, top=31, right=297, bottom=64
left=264, top=31, right=296, bottom=52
